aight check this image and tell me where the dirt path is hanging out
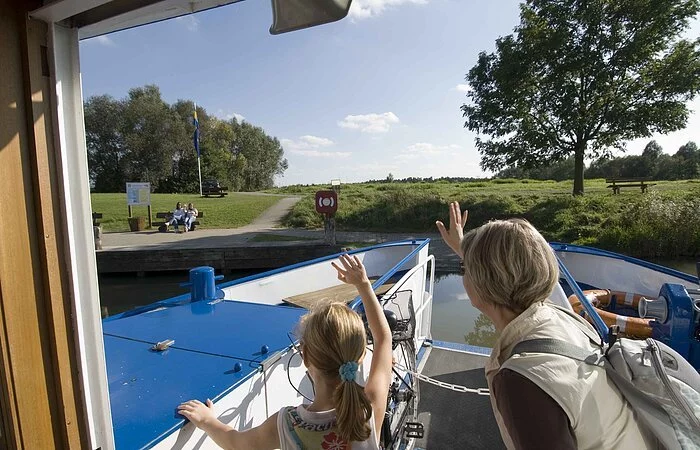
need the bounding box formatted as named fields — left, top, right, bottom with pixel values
left=245, top=196, right=301, bottom=229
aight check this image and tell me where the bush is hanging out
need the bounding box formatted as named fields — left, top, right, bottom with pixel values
left=276, top=180, right=699, bottom=258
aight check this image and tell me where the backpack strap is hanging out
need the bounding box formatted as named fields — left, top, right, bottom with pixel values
left=509, top=338, right=605, bottom=366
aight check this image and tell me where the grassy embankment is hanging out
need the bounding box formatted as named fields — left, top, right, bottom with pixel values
left=269, top=179, right=700, bottom=259
left=91, top=193, right=281, bottom=232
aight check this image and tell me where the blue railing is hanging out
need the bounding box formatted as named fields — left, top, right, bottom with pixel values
left=554, top=251, right=608, bottom=342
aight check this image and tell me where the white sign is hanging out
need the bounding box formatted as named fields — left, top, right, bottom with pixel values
left=126, top=182, right=151, bottom=206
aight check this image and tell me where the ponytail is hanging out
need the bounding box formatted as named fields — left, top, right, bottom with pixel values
left=333, top=379, right=372, bottom=442
left=298, top=303, right=372, bottom=442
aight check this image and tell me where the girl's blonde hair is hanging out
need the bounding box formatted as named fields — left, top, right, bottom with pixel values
left=298, top=302, right=372, bottom=442
left=460, top=218, right=559, bottom=313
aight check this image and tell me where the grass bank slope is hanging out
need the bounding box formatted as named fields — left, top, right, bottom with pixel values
left=91, top=193, right=281, bottom=232
left=270, top=179, right=700, bottom=259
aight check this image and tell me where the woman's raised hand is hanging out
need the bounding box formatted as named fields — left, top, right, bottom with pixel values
left=332, top=254, right=371, bottom=287
left=436, top=201, right=468, bottom=257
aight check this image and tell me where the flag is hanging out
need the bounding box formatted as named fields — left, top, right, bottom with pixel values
left=193, top=107, right=200, bottom=158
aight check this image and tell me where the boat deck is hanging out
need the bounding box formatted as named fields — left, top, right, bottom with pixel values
left=284, top=277, right=396, bottom=308
left=416, top=344, right=504, bottom=449
left=103, top=300, right=305, bottom=449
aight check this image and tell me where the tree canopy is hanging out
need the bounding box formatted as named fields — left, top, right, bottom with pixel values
left=462, top=0, right=700, bottom=194
left=85, top=85, right=288, bottom=193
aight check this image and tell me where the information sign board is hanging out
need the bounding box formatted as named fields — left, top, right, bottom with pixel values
left=126, top=182, right=151, bottom=206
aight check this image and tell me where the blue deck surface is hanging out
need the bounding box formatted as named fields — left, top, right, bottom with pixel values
left=104, top=300, right=306, bottom=449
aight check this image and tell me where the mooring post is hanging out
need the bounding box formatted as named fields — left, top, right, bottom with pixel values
left=324, top=214, right=336, bottom=245
left=181, top=266, right=224, bottom=302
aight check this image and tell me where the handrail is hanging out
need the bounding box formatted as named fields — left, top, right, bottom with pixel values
left=377, top=255, right=435, bottom=304
left=554, top=252, right=608, bottom=341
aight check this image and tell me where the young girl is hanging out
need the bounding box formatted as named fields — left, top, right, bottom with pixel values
left=177, top=254, right=392, bottom=449
left=184, top=202, right=198, bottom=232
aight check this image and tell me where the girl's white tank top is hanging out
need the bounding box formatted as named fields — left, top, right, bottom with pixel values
left=277, top=404, right=381, bottom=450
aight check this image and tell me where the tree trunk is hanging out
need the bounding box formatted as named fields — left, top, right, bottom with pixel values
left=573, top=144, right=586, bottom=196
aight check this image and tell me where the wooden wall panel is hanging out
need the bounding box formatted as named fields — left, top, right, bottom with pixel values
left=0, top=1, right=89, bottom=448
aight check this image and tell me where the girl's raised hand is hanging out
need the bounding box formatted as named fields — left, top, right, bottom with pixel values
left=331, top=254, right=370, bottom=287
left=177, top=399, right=216, bottom=428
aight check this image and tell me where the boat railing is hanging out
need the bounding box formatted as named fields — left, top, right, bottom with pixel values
left=376, top=254, right=435, bottom=344
left=555, top=254, right=609, bottom=342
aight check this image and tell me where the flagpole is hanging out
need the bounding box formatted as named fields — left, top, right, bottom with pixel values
left=194, top=103, right=202, bottom=196
left=197, top=158, right=203, bottom=197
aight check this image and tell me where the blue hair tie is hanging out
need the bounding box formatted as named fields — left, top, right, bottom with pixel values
left=339, top=361, right=359, bottom=382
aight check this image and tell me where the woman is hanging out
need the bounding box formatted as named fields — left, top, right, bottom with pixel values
left=184, top=202, right=198, bottom=232
left=436, top=202, right=654, bottom=450
left=166, top=202, right=186, bottom=232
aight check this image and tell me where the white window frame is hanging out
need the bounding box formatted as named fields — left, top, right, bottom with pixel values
left=48, top=22, right=115, bottom=450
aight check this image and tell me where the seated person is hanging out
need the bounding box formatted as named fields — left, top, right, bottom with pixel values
left=178, top=254, right=391, bottom=449
left=184, top=202, right=198, bottom=232
left=165, top=202, right=186, bottom=232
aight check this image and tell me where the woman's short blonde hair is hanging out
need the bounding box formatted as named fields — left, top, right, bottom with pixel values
left=460, top=218, right=559, bottom=313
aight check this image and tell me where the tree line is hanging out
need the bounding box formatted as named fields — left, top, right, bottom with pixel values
left=85, top=85, right=288, bottom=193
left=498, top=140, right=699, bottom=181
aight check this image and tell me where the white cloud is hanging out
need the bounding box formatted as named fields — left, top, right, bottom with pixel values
left=338, top=112, right=400, bottom=133
left=216, top=110, right=246, bottom=122
left=84, top=35, right=116, bottom=46
left=397, top=143, right=461, bottom=160
left=349, top=0, right=428, bottom=20
left=227, top=113, right=245, bottom=122
left=290, top=149, right=352, bottom=158
left=282, top=135, right=350, bottom=158
left=455, top=84, right=472, bottom=94
left=298, top=135, right=334, bottom=147
left=175, top=15, right=200, bottom=31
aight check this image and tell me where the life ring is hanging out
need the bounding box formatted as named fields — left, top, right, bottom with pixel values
left=568, top=291, right=653, bottom=338
left=579, top=289, right=647, bottom=309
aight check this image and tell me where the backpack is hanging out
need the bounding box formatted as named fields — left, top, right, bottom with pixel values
left=509, top=327, right=700, bottom=450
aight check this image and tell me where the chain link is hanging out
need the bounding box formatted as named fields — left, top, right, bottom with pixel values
left=394, top=362, right=490, bottom=396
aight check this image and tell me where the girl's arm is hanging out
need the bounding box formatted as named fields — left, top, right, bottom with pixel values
left=332, top=254, right=393, bottom=435
left=177, top=399, right=279, bottom=450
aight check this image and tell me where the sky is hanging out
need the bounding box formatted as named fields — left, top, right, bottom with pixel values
left=79, top=0, right=700, bottom=186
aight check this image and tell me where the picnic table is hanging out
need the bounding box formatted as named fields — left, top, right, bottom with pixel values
left=605, top=177, right=656, bottom=194
left=202, top=180, right=228, bottom=198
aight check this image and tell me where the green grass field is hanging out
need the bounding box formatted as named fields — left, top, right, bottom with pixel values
left=91, top=193, right=282, bottom=232
left=268, top=179, right=700, bottom=259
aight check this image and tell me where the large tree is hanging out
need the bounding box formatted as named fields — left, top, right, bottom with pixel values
left=462, top=0, right=700, bottom=194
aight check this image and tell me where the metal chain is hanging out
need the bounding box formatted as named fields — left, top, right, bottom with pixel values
left=394, top=362, right=490, bottom=396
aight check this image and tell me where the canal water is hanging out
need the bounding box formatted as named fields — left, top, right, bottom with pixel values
left=98, top=258, right=696, bottom=348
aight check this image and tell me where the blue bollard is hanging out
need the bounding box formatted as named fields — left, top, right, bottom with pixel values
left=180, top=266, right=225, bottom=302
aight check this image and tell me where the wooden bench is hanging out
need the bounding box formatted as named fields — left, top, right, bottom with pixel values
left=154, top=211, right=204, bottom=232
left=606, top=177, right=656, bottom=194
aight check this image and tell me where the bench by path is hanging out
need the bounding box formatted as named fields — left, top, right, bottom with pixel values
left=606, top=177, right=656, bottom=194
left=154, top=211, right=204, bottom=232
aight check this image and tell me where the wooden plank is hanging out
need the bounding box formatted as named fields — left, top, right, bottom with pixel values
left=283, top=279, right=395, bottom=309
left=0, top=5, right=64, bottom=447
